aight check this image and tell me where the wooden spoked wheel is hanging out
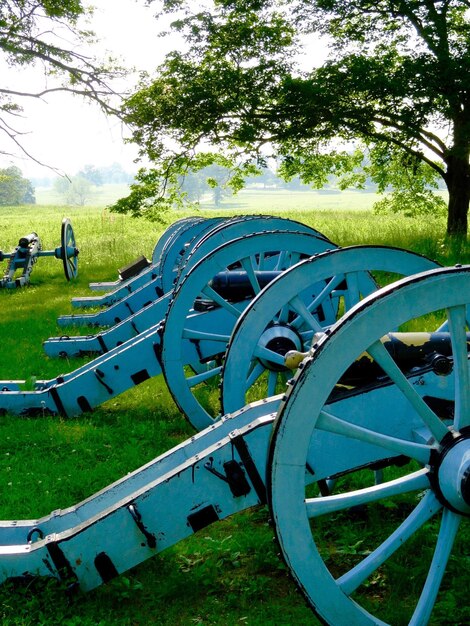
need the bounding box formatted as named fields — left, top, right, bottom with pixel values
left=60, top=218, right=79, bottom=280
left=161, top=230, right=336, bottom=431
left=269, top=266, right=470, bottom=625
left=221, top=245, right=440, bottom=414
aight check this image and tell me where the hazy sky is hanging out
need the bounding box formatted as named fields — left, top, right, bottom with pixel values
left=1, top=0, right=173, bottom=179
left=1, top=1, right=325, bottom=181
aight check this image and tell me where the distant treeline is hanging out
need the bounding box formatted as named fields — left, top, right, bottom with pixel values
left=31, top=162, right=136, bottom=188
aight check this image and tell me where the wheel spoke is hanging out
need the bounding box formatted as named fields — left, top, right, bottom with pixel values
left=201, top=285, right=242, bottom=317
left=317, top=409, right=433, bottom=464
left=290, top=275, right=344, bottom=329
left=306, top=468, right=431, bottom=518
left=275, top=250, right=300, bottom=270
left=446, top=304, right=470, bottom=430
left=288, top=295, right=324, bottom=332
left=186, top=365, right=222, bottom=387
left=182, top=329, right=231, bottom=343
left=337, top=490, right=442, bottom=595
left=274, top=250, right=288, bottom=270
left=254, top=345, right=287, bottom=367
left=367, top=340, right=449, bottom=442
left=240, top=255, right=262, bottom=294
left=409, top=509, right=461, bottom=626
left=246, top=361, right=266, bottom=388
left=436, top=305, right=470, bottom=332
left=344, top=271, right=361, bottom=308
left=277, top=304, right=291, bottom=324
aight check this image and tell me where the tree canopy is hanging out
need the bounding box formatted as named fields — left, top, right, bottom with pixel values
left=0, top=166, right=35, bottom=205
left=1, top=0, right=123, bottom=166
left=116, top=0, right=470, bottom=236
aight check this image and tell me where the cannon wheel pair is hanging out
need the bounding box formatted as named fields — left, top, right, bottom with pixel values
left=164, top=241, right=440, bottom=431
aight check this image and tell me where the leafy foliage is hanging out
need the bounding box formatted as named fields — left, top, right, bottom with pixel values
left=112, top=152, right=259, bottom=218
left=117, top=0, right=470, bottom=234
left=0, top=166, right=35, bottom=205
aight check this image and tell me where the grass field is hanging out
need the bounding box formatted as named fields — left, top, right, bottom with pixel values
left=0, top=200, right=467, bottom=625
left=35, top=183, right=387, bottom=211
left=35, top=181, right=449, bottom=213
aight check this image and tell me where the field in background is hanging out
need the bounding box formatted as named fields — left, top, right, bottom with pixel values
left=0, top=203, right=467, bottom=625
left=35, top=182, right=383, bottom=211
left=35, top=183, right=132, bottom=207
left=200, top=188, right=381, bottom=211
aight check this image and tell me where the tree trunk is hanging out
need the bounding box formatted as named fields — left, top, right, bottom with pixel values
left=445, top=152, right=470, bottom=237
left=445, top=115, right=470, bottom=237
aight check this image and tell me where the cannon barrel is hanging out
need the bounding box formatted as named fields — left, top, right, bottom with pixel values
left=340, top=331, right=463, bottom=384
left=209, top=270, right=283, bottom=301
left=18, top=232, right=39, bottom=249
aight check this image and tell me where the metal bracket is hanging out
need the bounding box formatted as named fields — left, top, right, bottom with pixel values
left=204, top=457, right=251, bottom=497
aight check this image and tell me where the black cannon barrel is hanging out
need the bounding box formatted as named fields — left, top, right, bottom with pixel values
left=340, top=331, right=467, bottom=385
left=209, top=270, right=283, bottom=301
left=18, top=233, right=39, bottom=249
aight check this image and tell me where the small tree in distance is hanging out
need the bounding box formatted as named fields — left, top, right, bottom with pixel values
left=54, top=176, right=93, bottom=206
left=79, top=165, right=103, bottom=187
left=0, top=166, right=35, bottom=205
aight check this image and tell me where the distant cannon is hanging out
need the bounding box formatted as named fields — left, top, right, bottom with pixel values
left=0, top=217, right=79, bottom=288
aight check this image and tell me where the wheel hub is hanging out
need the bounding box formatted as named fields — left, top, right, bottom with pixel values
left=258, top=324, right=302, bottom=372
left=432, top=429, right=470, bottom=516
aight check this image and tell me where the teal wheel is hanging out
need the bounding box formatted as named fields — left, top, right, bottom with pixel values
left=161, top=229, right=336, bottom=431
left=60, top=218, right=79, bottom=281
left=151, top=216, right=206, bottom=266
left=269, top=265, right=470, bottom=625
left=221, top=245, right=440, bottom=414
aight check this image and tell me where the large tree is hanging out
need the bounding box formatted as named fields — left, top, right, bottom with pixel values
left=1, top=0, right=122, bottom=165
left=116, top=0, right=470, bottom=236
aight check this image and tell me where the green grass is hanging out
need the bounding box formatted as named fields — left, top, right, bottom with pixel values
left=0, top=199, right=467, bottom=625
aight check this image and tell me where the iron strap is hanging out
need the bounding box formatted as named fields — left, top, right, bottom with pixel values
left=231, top=433, right=267, bottom=504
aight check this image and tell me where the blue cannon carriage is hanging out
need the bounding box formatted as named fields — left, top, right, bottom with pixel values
left=0, top=218, right=78, bottom=288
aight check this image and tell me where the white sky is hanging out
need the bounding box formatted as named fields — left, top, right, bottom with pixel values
left=0, top=1, right=326, bottom=181
left=0, top=0, right=174, bottom=179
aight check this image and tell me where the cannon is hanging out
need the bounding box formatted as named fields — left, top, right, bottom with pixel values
left=0, top=218, right=79, bottom=288
left=41, top=215, right=332, bottom=357
left=0, top=223, right=336, bottom=418
left=0, top=263, right=467, bottom=626
left=78, top=215, right=330, bottom=307
left=0, top=216, right=439, bottom=432
left=53, top=214, right=328, bottom=321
